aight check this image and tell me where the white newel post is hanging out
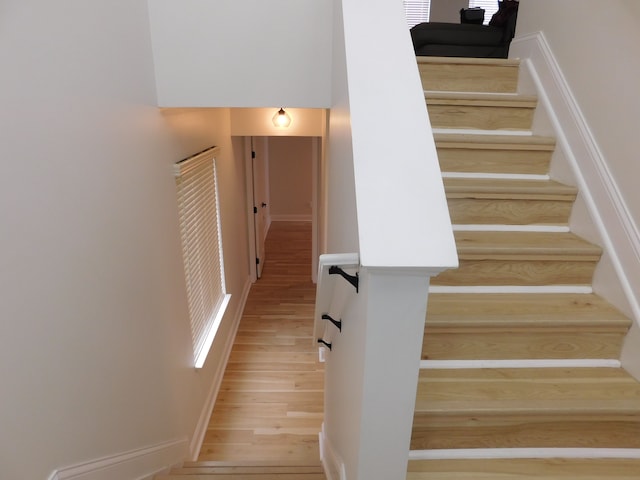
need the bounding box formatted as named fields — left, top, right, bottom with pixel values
left=321, top=267, right=435, bottom=480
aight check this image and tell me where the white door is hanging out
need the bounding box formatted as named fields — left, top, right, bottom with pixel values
left=252, top=137, right=269, bottom=278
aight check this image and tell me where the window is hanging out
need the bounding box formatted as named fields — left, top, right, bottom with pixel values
left=404, top=1, right=500, bottom=28
left=468, top=0, right=499, bottom=24
left=174, top=146, right=231, bottom=369
left=404, top=0, right=430, bottom=28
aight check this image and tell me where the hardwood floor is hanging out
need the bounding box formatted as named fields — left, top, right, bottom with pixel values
left=198, top=221, right=324, bottom=464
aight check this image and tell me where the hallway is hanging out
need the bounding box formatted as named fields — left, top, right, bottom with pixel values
left=198, top=221, right=324, bottom=463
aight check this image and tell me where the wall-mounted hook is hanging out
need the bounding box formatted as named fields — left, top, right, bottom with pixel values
left=321, top=314, right=342, bottom=332
left=329, top=265, right=359, bottom=292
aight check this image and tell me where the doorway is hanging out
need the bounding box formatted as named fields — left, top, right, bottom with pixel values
left=244, top=136, right=320, bottom=283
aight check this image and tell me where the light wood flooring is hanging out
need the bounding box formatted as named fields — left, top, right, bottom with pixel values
left=197, top=221, right=324, bottom=464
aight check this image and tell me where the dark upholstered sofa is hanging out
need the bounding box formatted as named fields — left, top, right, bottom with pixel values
left=410, top=1, right=519, bottom=58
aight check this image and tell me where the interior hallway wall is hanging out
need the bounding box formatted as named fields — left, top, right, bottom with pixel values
left=0, top=2, right=250, bottom=478
left=429, top=0, right=468, bottom=23
left=516, top=0, right=640, bottom=229
left=268, top=137, right=314, bottom=222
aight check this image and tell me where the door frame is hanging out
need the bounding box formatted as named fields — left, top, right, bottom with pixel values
left=244, top=135, right=320, bottom=283
left=244, top=136, right=259, bottom=282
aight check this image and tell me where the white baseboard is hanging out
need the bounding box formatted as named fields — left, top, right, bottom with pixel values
left=47, top=437, right=188, bottom=480
left=189, top=276, right=252, bottom=460
left=270, top=214, right=312, bottom=222
left=319, top=424, right=346, bottom=480
left=511, top=33, right=640, bottom=336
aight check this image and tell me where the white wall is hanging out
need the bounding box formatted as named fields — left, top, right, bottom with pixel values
left=429, top=0, right=468, bottom=23
left=268, top=137, right=314, bottom=220
left=516, top=0, right=640, bottom=228
left=147, top=0, right=332, bottom=108
left=514, top=0, right=640, bottom=375
left=0, top=2, right=250, bottom=478
left=324, top=0, right=360, bottom=256
left=230, top=108, right=324, bottom=137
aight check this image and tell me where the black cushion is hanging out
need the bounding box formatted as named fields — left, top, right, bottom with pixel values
left=411, top=22, right=505, bottom=47
left=489, top=0, right=519, bottom=27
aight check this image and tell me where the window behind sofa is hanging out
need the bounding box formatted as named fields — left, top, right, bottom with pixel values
left=404, top=0, right=430, bottom=28
left=469, top=0, right=499, bottom=24
left=404, top=1, right=500, bottom=28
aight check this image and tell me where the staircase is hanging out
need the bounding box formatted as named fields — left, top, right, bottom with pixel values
left=408, top=57, right=640, bottom=478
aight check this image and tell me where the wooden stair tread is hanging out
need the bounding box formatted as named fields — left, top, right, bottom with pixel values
left=434, top=134, right=555, bottom=175
left=423, top=293, right=630, bottom=359
left=454, top=231, right=602, bottom=259
left=427, top=94, right=535, bottom=130
left=161, top=462, right=326, bottom=479
left=416, top=57, right=520, bottom=94
left=158, top=475, right=325, bottom=479
left=407, top=458, right=640, bottom=479
left=425, top=293, right=630, bottom=328
left=415, top=368, right=640, bottom=414
left=444, top=177, right=577, bottom=199
left=435, top=133, right=556, bottom=150
left=417, top=56, right=521, bottom=67
left=183, top=461, right=323, bottom=468
left=426, top=91, right=538, bottom=107
left=170, top=465, right=324, bottom=474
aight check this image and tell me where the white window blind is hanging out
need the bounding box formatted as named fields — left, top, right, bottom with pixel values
left=469, top=0, right=499, bottom=24
left=174, top=146, right=230, bottom=369
left=404, top=0, right=430, bottom=28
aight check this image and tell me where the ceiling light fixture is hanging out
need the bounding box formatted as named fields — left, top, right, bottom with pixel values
left=272, top=108, right=292, bottom=128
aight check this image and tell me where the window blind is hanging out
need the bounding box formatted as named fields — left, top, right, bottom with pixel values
left=174, top=146, right=230, bottom=368
left=404, top=0, right=430, bottom=28
left=468, top=0, right=499, bottom=24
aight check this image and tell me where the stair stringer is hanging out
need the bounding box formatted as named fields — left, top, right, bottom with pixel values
left=510, top=32, right=640, bottom=380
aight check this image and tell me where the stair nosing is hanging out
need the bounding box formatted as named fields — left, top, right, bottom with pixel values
left=408, top=447, right=640, bottom=460
left=454, top=231, right=603, bottom=259
left=416, top=56, right=521, bottom=67
left=434, top=132, right=556, bottom=149
left=425, top=91, right=538, bottom=107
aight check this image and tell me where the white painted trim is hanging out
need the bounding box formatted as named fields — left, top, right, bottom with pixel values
left=429, top=285, right=593, bottom=294
left=311, top=137, right=319, bottom=284
left=511, top=32, right=640, bottom=329
left=409, top=448, right=640, bottom=460
left=442, top=172, right=549, bottom=180
left=420, top=359, right=621, bottom=370
left=47, top=437, right=188, bottom=480
left=432, top=128, right=533, bottom=136
left=270, top=214, right=312, bottom=222
left=194, top=293, right=231, bottom=369
left=189, top=276, right=252, bottom=460
left=244, top=137, right=258, bottom=283
left=319, top=424, right=347, bottom=480
left=453, top=224, right=570, bottom=233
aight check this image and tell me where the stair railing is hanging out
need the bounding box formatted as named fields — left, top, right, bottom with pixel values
left=318, top=0, right=458, bottom=478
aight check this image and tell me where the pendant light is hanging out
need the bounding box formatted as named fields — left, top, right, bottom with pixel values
left=272, top=108, right=292, bottom=128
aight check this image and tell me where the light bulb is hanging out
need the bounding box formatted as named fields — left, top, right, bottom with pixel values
left=272, top=108, right=292, bottom=128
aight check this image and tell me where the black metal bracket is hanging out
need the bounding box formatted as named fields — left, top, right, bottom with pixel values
left=317, top=339, right=332, bottom=351
left=329, top=266, right=359, bottom=292
left=322, top=314, right=342, bottom=332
